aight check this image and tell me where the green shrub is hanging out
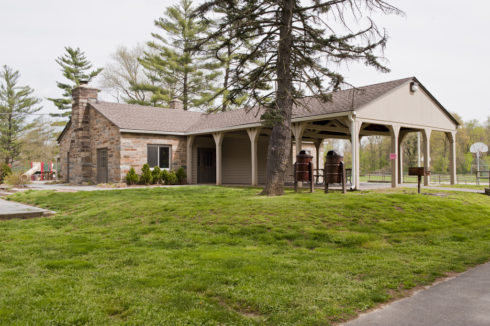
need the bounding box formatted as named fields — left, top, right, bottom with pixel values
left=0, top=163, right=12, bottom=184
left=4, top=172, right=30, bottom=187
left=139, top=164, right=152, bottom=185
left=161, top=169, right=178, bottom=185
left=167, top=170, right=178, bottom=185
left=175, top=167, right=186, bottom=184
left=151, top=166, right=161, bottom=184
left=161, top=169, right=170, bottom=184
left=125, top=167, right=139, bottom=185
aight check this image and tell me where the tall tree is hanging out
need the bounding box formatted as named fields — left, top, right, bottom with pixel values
left=134, top=0, right=221, bottom=110
left=195, top=0, right=401, bottom=195
left=207, top=0, right=251, bottom=111
left=0, top=66, right=42, bottom=164
left=100, top=45, right=150, bottom=104
left=48, top=47, right=102, bottom=118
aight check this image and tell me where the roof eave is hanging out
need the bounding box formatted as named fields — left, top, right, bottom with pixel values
left=120, top=129, right=186, bottom=136
left=412, top=77, right=460, bottom=126
left=56, top=119, right=72, bottom=143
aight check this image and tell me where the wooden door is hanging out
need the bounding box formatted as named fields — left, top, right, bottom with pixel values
left=197, top=148, right=216, bottom=183
left=97, top=148, right=108, bottom=183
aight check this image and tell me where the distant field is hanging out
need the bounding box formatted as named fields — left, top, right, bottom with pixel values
left=1, top=187, right=489, bottom=325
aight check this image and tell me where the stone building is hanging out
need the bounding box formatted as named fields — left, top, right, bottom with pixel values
left=57, top=77, right=459, bottom=187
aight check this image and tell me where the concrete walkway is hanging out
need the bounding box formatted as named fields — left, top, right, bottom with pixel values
left=342, top=262, right=490, bottom=326
left=0, top=198, right=54, bottom=219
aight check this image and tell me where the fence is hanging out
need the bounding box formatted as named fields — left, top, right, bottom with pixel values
left=362, top=172, right=483, bottom=185
left=476, top=170, right=490, bottom=186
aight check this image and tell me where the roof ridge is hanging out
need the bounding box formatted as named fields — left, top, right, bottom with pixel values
left=351, top=76, right=414, bottom=90
left=94, top=101, right=205, bottom=114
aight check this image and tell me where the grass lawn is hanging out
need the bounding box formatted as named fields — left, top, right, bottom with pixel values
left=1, top=187, right=489, bottom=325
left=433, top=184, right=487, bottom=190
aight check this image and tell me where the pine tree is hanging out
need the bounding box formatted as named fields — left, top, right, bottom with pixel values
left=195, top=0, right=401, bottom=195
left=48, top=47, right=102, bottom=118
left=0, top=65, right=42, bottom=164
left=207, top=0, right=251, bottom=111
left=133, top=0, right=221, bottom=110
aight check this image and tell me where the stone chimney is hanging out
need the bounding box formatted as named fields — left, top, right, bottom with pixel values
left=169, top=98, right=183, bottom=110
left=71, top=81, right=99, bottom=128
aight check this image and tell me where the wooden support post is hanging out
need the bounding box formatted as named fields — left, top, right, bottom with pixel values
left=247, top=128, right=261, bottom=186
left=291, top=122, right=307, bottom=154
left=212, top=132, right=224, bottom=185
left=294, top=163, right=297, bottom=192
left=390, top=124, right=400, bottom=188
left=417, top=175, right=421, bottom=194
left=447, top=131, right=457, bottom=185
left=422, top=128, right=431, bottom=186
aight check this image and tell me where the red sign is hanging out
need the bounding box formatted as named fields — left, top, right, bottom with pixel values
left=389, top=153, right=397, bottom=160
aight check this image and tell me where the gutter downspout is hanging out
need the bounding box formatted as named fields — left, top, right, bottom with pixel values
left=348, top=112, right=357, bottom=190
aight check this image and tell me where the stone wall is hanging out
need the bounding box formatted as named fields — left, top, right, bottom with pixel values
left=57, top=106, right=121, bottom=184
left=120, top=133, right=187, bottom=181
left=88, top=108, right=121, bottom=183
left=57, top=124, right=72, bottom=182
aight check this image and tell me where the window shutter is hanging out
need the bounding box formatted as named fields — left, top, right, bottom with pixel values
left=147, top=145, right=158, bottom=168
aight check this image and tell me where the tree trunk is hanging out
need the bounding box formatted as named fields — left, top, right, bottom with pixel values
left=261, top=0, right=294, bottom=196
left=222, top=45, right=231, bottom=112
left=222, top=28, right=233, bottom=112
left=183, top=69, right=188, bottom=111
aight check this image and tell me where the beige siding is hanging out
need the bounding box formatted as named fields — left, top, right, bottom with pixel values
left=191, top=132, right=270, bottom=185
left=357, top=83, right=457, bottom=131
left=257, top=135, right=269, bottom=184
left=222, top=134, right=251, bottom=184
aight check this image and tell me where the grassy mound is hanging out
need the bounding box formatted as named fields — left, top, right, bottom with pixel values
left=1, top=187, right=489, bottom=325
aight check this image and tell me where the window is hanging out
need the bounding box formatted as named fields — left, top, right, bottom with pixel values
left=147, top=145, right=171, bottom=169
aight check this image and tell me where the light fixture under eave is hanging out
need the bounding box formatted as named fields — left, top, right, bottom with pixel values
left=410, top=81, right=419, bottom=93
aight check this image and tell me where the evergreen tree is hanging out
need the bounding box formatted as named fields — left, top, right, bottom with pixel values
left=0, top=65, right=42, bottom=164
left=134, top=0, right=221, bottom=110
left=207, top=0, right=251, bottom=111
left=48, top=47, right=102, bottom=118
left=195, top=0, right=401, bottom=195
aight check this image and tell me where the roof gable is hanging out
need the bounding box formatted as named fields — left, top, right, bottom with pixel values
left=356, top=78, right=459, bottom=130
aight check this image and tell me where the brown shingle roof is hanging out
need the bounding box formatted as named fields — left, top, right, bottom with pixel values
left=91, top=102, right=202, bottom=133
left=91, top=77, right=420, bottom=134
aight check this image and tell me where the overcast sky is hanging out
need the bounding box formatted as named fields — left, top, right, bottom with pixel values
left=0, top=0, right=488, bottom=122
